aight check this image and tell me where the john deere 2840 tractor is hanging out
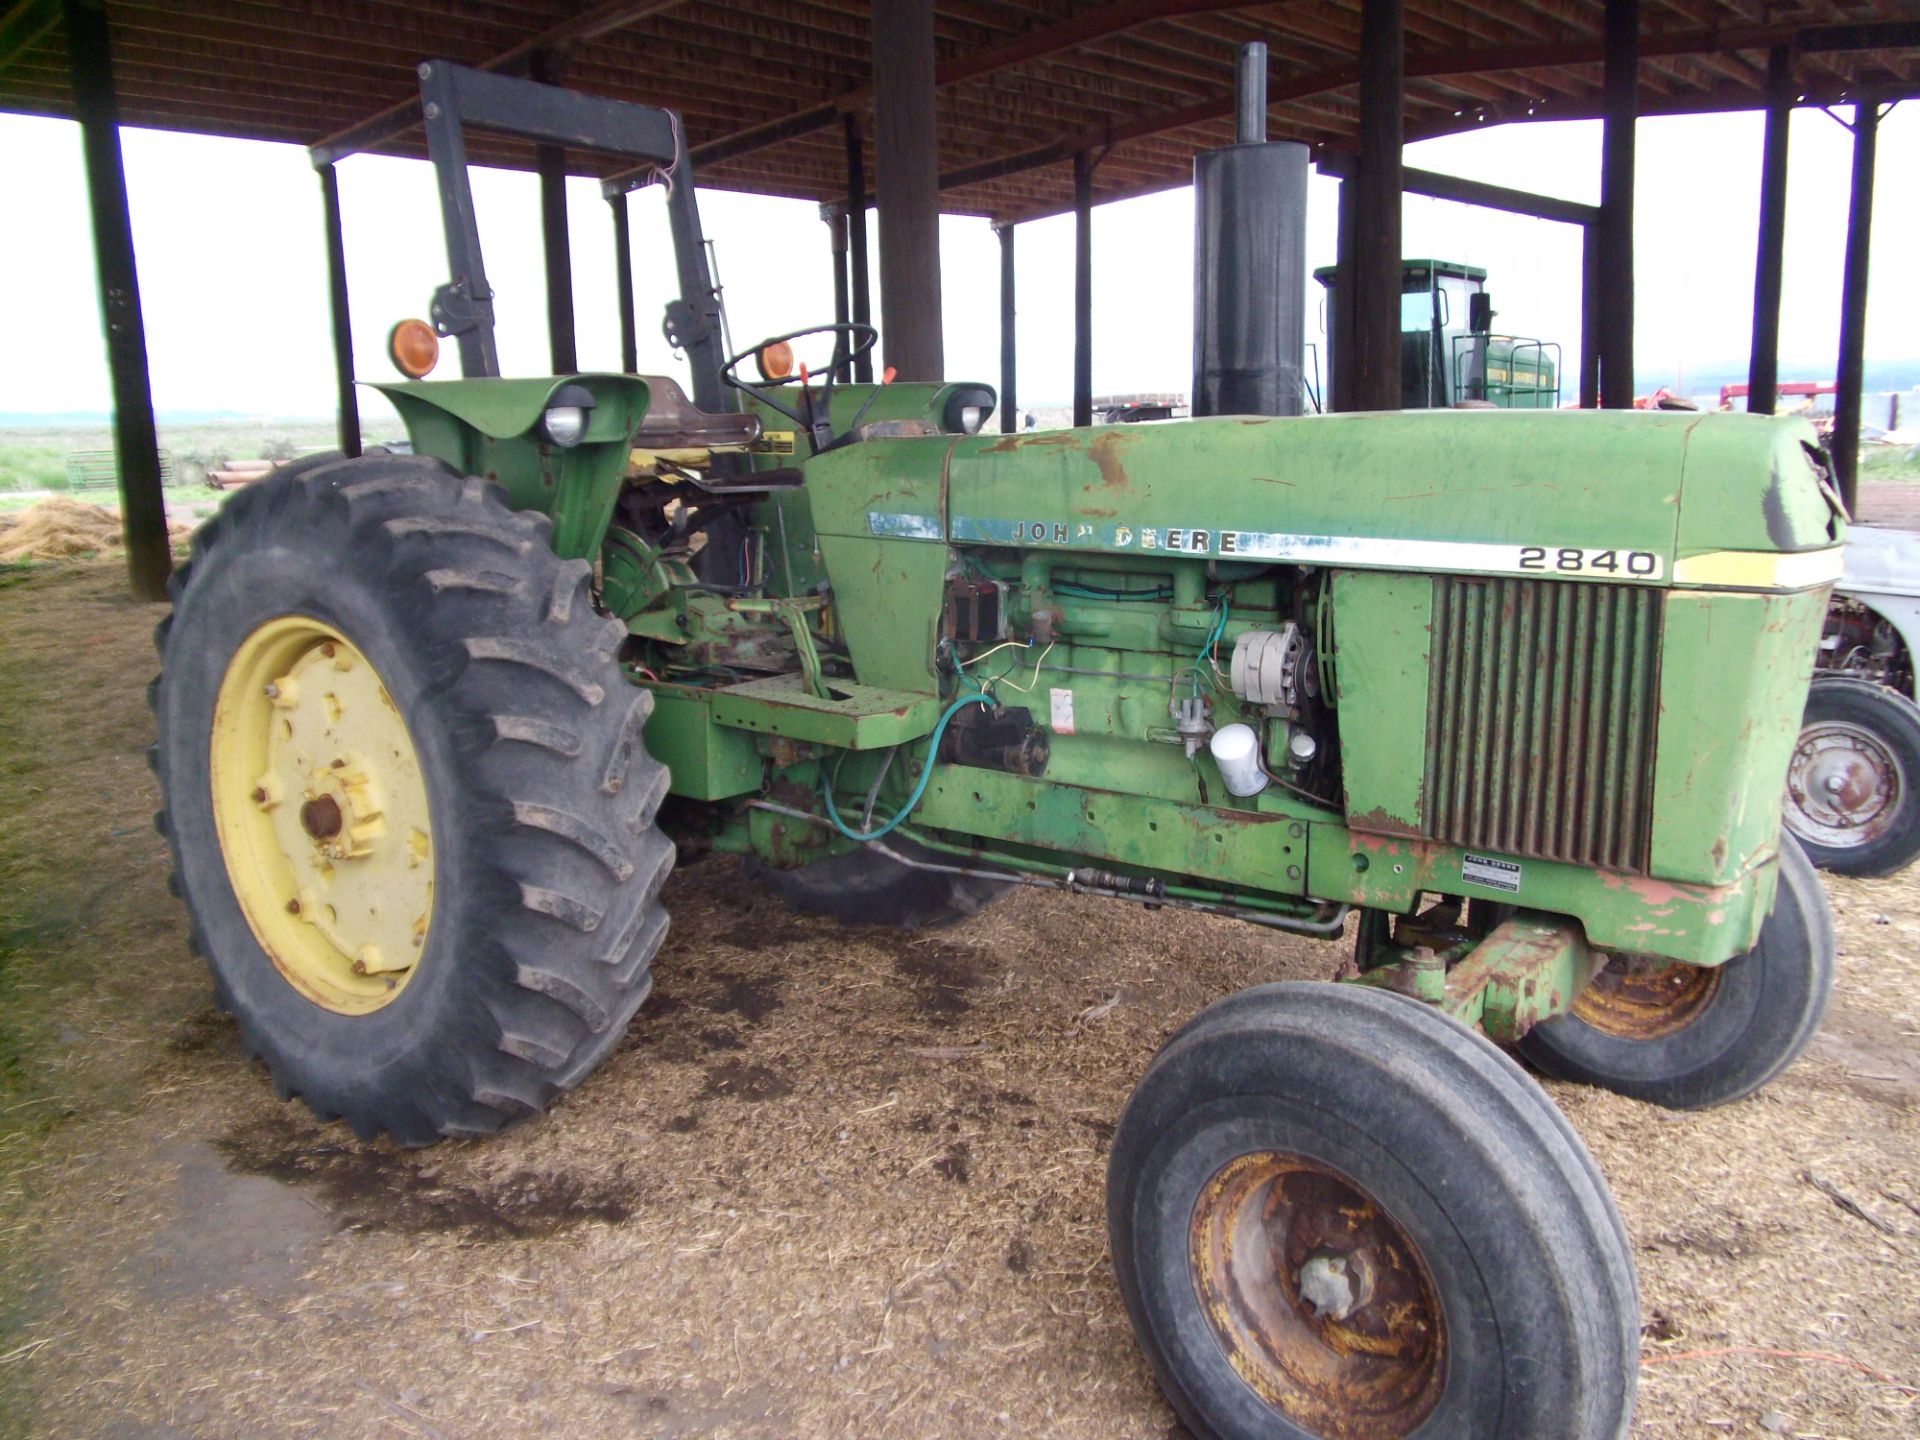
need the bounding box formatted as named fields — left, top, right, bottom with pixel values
left=150, top=65, right=1845, bottom=1440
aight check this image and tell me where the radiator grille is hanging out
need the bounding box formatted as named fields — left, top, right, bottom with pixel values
left=1424, top=577, right=1662, bottom=873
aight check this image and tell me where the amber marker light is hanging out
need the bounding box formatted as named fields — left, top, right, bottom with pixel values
left=387, top=319, right=440, bottom=379
left=756, top=339, right=795, bottom=382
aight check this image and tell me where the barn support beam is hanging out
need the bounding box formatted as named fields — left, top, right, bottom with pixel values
left=1318, top=153, right=1599, bottom=227
left=824, top=204, right=851, bottom=382
left=611, top=191, right=637, bottom=373
left=1832, top=101, right=1880, bottom=514
left=1073, top=150, right=1093, bottom=428
left=1346, top=0, right=1403, bottom=412
left=1597, top=0, right=1637, bottom=408
left=1331, top=178, right=1357, bottom=411
left=63, top=0, right=169, bottom=601
left=318, top=162, right=361, bottom=459
left=995, top=220, right=1017, bottom=433
left=530, top=50, right=577, bottom=374
left=845, top=115, right=872, bottom=384
left=872, top=0, right=942, bottom=381
left=1579, top=221, right=1600, bottom=409
left=1745, top=46, right=1793, bottom=415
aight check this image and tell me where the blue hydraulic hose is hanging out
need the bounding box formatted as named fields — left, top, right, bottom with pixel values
left=821, top=693, right=995, bottom=842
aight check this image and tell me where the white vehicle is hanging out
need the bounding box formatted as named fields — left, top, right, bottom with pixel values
left=1787, top=523, right=1920, bottom=875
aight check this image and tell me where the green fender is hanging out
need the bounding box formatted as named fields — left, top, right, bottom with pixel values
left=368, top=375, right=653, bottom=560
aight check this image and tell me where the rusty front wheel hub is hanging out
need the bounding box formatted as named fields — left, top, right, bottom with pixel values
left=1190, top=1151, right=1445, bottom=1438
left=1785, top=719, right=1903, bottom=851
left=1572, top=954, right=1721, bottom=1039
left=300, top=794, right=344, bottom=840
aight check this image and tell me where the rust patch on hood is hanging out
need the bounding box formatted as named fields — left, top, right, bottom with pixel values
left=1088, top=430, right=1130, bottom=491
left=979, top=430, right=1076, bottom=454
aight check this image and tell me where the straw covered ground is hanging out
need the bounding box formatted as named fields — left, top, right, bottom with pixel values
left=0, top=498, right=197, bottom=565
left=1, top=560, right=1915, bottom=1439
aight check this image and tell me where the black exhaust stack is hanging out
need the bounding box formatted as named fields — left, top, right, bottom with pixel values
left=1192, top=43, right=1309, bottom=417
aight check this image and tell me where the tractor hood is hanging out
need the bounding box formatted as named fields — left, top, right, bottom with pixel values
left=811, top=409, right=1845, bottom=593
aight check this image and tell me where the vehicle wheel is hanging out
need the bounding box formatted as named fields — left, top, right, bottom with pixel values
left=1517, top=836, right=1832, bottom=1110
left=151, top=453, right=674, bottom=1145
left=742, top=837, right=1008, bottom=929
left=1109, top=982, right=1637, bottom=1440
left=1784, top=676, right=1920, bottom=877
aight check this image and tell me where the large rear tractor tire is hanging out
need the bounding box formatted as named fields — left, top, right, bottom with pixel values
left=743, top=837, right=1008, bottom=930
left=151, top=453, right=674, bottom=1145
left=1517, top=836, right=1832, bottom=1110
left=1109, top=982, right=1637, bottom=1440
left=1784, top=675, right=1920, bottom=877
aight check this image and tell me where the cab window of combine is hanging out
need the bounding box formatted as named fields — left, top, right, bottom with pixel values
left=1436, top=275, right=1476, bottom=337
left=1400, top=289, right=1441, bottom=333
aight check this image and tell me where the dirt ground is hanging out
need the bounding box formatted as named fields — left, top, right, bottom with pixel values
left=1, top=560, right=1916, bottom=1440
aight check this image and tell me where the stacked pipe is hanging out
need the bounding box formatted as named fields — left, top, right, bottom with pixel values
left=1192, top=43, right=1309, bottom=418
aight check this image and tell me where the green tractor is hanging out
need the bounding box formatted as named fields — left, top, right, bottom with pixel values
left=151, top=67, right=1845, bottom=1440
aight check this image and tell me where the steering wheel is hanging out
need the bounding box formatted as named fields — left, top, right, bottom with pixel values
left=721, top=323, right=878, bottom=453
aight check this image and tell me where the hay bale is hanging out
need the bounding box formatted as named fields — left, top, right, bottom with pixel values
left=0, top=497, right=196, bottom=564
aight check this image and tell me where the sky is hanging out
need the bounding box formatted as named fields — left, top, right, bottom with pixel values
left=0, top=101, right=1914, bottom=430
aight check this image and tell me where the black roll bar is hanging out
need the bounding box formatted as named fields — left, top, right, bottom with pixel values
left=315, top=61, right=733, bottom=412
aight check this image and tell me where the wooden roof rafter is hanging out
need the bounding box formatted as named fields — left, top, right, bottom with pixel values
left=0, top=0, right=1914, bottom=224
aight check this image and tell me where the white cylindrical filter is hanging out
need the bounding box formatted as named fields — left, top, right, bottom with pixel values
left=1209, top=722, right=1269, bottom=796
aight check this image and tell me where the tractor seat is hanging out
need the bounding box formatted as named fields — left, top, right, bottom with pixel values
left=633, top=375, right=762, bottom=450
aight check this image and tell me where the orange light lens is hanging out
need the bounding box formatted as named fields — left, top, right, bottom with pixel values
left=756, top=340, right=795, bottom=382
left=388, top=319, right=440, bottom=379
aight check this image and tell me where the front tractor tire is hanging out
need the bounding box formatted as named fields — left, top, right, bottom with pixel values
left=151, top=454, right=674, bottom=1145
left=1785, top=675, right=1920, bottom=877
left=1109, top=983, right=1637, bottom=1440
left=1517, top=836, right=1832, bottom=1110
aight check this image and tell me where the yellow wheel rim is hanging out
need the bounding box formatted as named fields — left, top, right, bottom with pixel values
left=209, top=617, right=434, bottom=1015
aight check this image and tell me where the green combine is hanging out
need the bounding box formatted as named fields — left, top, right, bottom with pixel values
left=148, top=66, right=1843, bottom=1440
left=1316, top=258, right=1561, bottom=408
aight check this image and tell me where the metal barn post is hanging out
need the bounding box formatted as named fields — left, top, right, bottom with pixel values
left=1745, top=46, right=1793, bottom=415
left=871, top=0, right=943, bottom=381
left=824, top=205, right=851, bottom=381
left=318, top=162, right=361, bottom=458
left=63, top=0, right=169, bottom=601
left=1331, top=178, right=1357, bottom=411
left=1579, top=222, right=1600, bottom=408
left=530, top=51, right=577, bottom=374
left=1832, top=101, right=1880, bottom=514
left=1598, top=0, right=1638, bottom=408
left=1073, top=149, right=1093, bottom=428
left=995, top=220, right=1016, bottom=432
left=844, top=115, right=872, bottom=383
left=1350, top=0, right=1403, bottom=412
left=611, top=192, right=638, bottom=373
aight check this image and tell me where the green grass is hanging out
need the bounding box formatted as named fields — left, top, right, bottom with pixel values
left=1860, top=445, right=1920, bottom=484
left=0, top=420, right=342, bottom=496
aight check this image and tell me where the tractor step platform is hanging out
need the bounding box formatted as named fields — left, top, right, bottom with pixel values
left=710, top=674, right=940, bottom=750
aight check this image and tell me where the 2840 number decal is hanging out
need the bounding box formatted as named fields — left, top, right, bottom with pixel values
left=1518, top=546, right=1662, bottom=580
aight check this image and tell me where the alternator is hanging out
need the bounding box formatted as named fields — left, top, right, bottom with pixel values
left=1230, top=625, right=1315, bottom=709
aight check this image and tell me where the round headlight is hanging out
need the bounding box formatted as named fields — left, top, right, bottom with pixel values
left=539, top=383, right=597, bottom=447
left=541, top=405, right=587, bottom=446
left=940, top=385, right=997, bottom=436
